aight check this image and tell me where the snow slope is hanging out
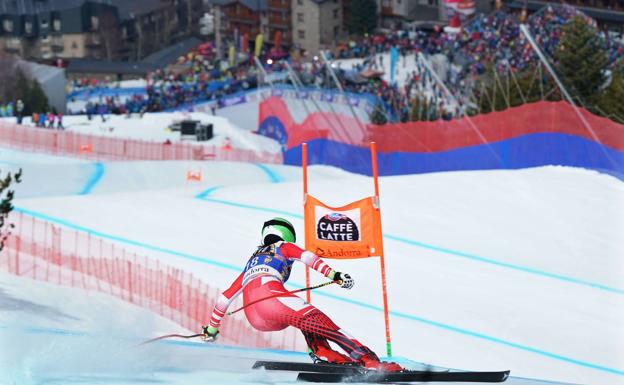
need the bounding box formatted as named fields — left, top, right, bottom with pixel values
left=0, top=272, right=579, bottom=385
left=1, top=111, right=282, bottom=154
left=2, top=147, right=623, bottom=385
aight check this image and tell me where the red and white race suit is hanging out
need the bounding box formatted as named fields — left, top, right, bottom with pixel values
left=207, top=241, right=375, bottom=360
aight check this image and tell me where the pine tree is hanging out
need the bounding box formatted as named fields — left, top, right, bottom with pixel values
left=349, top=0, right=377, bottom=36
left=554, top=16, right=608, bottom=104
left=15, top=68, right=31, bottom=106
left=28, top=79, right=49, bottom=114
left=0, top=169, right=22, bottom=252
left=597, top=65, right=624, bottom=123
left=370, top=102, right=388, bottom=125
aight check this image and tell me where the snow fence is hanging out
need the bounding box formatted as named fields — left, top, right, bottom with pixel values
left=0, top=212, right=304, bottom=351
left=0, top=121, right=282, bottom=163
left=258, top=97, right=624, bottom=179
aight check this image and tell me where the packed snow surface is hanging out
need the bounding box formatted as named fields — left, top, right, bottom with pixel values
left=1, top=111, right=282, bottom=154
left=1, top=147, right=623, bottom=385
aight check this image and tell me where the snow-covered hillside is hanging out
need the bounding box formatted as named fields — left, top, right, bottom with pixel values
left=1, top=147, right=623, bottom=385
left=1, top=111, right=281, bottom=154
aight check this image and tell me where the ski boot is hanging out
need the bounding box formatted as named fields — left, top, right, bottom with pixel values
left=359, top=352, right=404, bottom=372
left=309, top=347, right=356, bottom=365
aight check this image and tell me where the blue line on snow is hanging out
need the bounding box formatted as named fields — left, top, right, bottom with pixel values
left=304, top=289, right=624, bottom=376
left=11, top=206, right=624, bottom=376
left=13, top=207, right=241, bottom=273
left=199, top=196, right=303, bottom=219
left=383, top=234, right=624, bottom=296
left=192, top=196, right=624, bottom=296
left=254, top=163, right=283, bottom=183
left=195, top=186, right=222, bottom=200
left=0, top=160, right=21, bottom=167
left=78, top=162, right=104, bottom=195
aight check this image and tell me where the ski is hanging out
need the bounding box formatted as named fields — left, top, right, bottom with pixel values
left=252, top=360, right=364, bottom=374
left=296, top=369, right=510, bottom=383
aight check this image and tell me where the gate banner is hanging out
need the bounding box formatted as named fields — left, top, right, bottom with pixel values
left=304, top=195, right=383, bottom=259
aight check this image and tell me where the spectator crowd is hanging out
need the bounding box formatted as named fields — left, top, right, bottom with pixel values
left=65, top=4, right=623, bottom=123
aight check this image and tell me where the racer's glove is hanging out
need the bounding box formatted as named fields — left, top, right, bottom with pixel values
left=331, top=271, right=354, bottom=289
left=201, top=325, right=219, bottom=342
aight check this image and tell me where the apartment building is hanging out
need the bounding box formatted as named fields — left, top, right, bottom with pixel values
left=0, top=0, right=119, bottom=59
left=291, top=0, right=345, bottom=57
left=213, top=0, right=291, bottom=56
left=0, top=0, right=201, bottom=61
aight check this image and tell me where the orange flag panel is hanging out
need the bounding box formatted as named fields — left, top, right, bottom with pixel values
left=304, top=195, right=383, bottom=259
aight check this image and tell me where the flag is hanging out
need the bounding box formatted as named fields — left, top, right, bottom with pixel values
left=390, top=46, right=399, bottom=85
left=228, top=45, right=235, bottom=67
left=304, top=195, right=383, bottom=259
left=255, top=33, right=264, bottom=57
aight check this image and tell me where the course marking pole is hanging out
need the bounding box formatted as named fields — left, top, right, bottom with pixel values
left=302, top=143, right=311, bottom=303
left=371, top=142, right=392, bottom=357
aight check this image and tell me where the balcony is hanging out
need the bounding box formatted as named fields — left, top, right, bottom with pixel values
left=51, top=37, right=63, bottom=49
left=227, top=16, right=258, bottom=25
left=267, top=5, right=289, bottom=11
left=51, top=39, right=64, bottom=52
left=4, top=37, right=22, bottom=52
left=267, top=20, right=290, bottom=29
left=86, top=34, right=102, bottom=47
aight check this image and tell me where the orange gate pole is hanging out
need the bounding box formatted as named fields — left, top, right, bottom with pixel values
left=302, top=143, right=311, bottom=303
left=371, top=142, right=393, bottom=357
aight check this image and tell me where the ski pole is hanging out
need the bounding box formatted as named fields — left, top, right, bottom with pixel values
left=138, top=333, right=203, bottom=346
left=227, top=280, right=339, bottom=316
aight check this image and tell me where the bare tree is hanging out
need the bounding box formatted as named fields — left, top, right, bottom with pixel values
left=99, top=11, right=122, bottom=61
left=187, top=0, right=193, bottom=35
left=163, top=11, right=173, bottom=47
left=136, top=18, right=143, bottom=60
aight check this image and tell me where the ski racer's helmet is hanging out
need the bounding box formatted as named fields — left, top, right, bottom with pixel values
left=262, top=217, right=296, bottom=245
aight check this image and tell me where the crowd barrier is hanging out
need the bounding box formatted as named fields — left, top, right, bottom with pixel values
left=0, top=121, right=282, bottom=163
left=259, top=97, right=624, bottom=178
left=190, top=85, right=376, bottom=114
left=0, top=212, right=304, bottom=351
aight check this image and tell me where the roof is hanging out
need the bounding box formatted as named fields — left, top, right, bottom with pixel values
left=0, top=0, right=114, bottom=15
left=18, top=59, right=65, bottom=83
left=142, top=37, right=203, bottom=66
left=66, top=59, right=157, bottom=75
left=108, top=0, right=167, bottom=20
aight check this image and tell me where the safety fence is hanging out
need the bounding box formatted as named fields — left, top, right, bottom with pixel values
left=259, top=97, right=624, bottom=178
left=0, top=121, right=282, bottom=164
left=0, top=212, right=304, bottom=351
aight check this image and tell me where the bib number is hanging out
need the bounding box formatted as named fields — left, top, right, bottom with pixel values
left=245, top=256, right=260, bottom=271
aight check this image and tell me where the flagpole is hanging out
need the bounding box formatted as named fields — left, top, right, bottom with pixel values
left=302, top=143, right=311, bottom=303
left=371, top=142, right=392, bottom=357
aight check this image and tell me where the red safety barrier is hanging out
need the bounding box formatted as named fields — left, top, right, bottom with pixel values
left=259, top=97, right=624, bottom=152
left=0, top=121, right=282, bottom=164
left=0, top=212, right=305, bottom=351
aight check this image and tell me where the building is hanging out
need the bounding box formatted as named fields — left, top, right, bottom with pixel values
left=291, top=0, right=345, bottom=57
left=0, top=0, right=203, bottom=61
left=0, top=0, right=118, bottom=59
left=213, top=0, right=291, bottom=57
left=109, top=0, right=180, bottom=61
left=379, top=0, right=410, bottom=23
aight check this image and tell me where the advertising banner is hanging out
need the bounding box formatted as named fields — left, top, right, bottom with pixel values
left=304, top=195, right=383, bottom=259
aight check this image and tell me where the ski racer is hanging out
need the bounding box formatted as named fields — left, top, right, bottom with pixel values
left=202, top=217, right=403, bottom=372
